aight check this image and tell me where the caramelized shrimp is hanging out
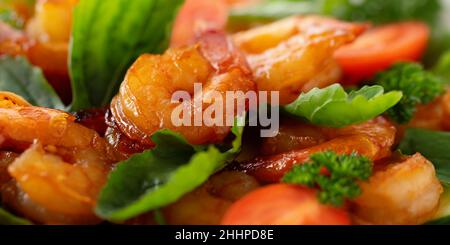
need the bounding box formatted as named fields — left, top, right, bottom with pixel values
left=162, top=171, right=260, bottom=225
left=352, top=153, right=443, bottom=225
left=0, top=93, right=119, bottom=224
left=233, top=16, right=367, bottom=104
left=111, top=30, right=255, bottom=146
left=234, top=117, right=396, bottom=183
left=0, top=22, right=29, bottom=56
left=0, top=0, right=78, bottom=103
left=406, top=89, right=450, bottom=132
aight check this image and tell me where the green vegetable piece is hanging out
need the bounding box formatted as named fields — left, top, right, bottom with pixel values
left=321, top=0, right=441, bottom=25
left=96, top=116, right=245, bottom=221
left=0, top=207, right=31, bottom=225
left=0, top=56, right=64, bottom=109
left=433, top=51, right=450, bottom=83
left=283, top=151, right=373, bottom=207
left=70, top=0, right=183, bottom=111
left=375, top=62, right=444, bottom=124
left=284, top=84, right=402, bottom=128
left=399, top=128, right=450, bottom=185
left=230, top=0, right=319, bottom=23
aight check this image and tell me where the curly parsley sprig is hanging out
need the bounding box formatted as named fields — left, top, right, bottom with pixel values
left=282, top=151, right=372, bottom=207
left=375, top=62, right=445, bottom=124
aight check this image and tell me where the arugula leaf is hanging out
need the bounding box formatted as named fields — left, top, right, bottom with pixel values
left=399, top=128, right=450, bottom=184
left=375, top=62, right=445, bottom=124
left=70, top=0, right=183, bottom=111
left=0, top=207, right=31, bottom=225
left=284, top=84, right=402, bottom=128
left=283, top=151, right=372, bottom=207
left=96, top=117, right=245, bottom=221
left=0, top=56, right=64, bottom=109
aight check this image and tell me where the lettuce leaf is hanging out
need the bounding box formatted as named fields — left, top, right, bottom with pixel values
left=96, top=117, right=245, bottom=221
left=0, top=56, right=64, bottom=109
left=69, top=0, right=183, bottom=111
left=399, top=128, right=450, bottom=185
left=284, top=84, right=403, bottom=128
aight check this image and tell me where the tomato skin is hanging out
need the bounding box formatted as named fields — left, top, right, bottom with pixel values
left=170, top=0, right=229, bottom=48
left=221, top=184, right=351, bottom=225
left=335, top=22, right=430, bottom=84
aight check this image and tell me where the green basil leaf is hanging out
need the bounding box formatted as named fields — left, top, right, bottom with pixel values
left=69, top=0, right=183, bottom=111
left=284, top=84, right=403, bottom=128
left=96, top=116, right=245, bottom=221
left=0, top=207, right=31, bottom=225
left=399, top=128, right=450, bottom=184
left=0, top=56, right=64, bottom=109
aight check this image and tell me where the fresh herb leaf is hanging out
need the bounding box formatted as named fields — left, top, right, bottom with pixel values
left=70, top=0, right=183, bottom=111
left=433, top=51, right=450, bottom=82
left=399, top=128, right=450, bottom=184
left=283, top=151, right=372, bottom=206
left=0, top=207, right=31, bottom=225
left=96, top=117, right=245, bottom=221
left=321, top=0, right=441, bottom=25
left=230, top=0, right=319, bottom=23
left=375, top=62, right=445, bottom=124
left=284, top=84, right=402, bottom=128
left=0, top=56, right=64, bottom=109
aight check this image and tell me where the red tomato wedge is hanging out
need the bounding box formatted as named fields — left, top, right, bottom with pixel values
left=221, top=184, right=351, bottom=225
left=170, top=0, right=229, bottom=48
left=335, top=22, right=430, bottom=83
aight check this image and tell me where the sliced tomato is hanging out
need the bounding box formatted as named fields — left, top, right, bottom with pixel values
left=221, top=184, right=350, bottom=225
left=335, top=22, right=430, bottom=84
left=170, top=0, right=229, bottom=48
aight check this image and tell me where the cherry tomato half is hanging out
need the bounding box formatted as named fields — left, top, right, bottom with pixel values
left=221, top=184, right=351, bottom=225
left=335, top=22, right=430, bottom=84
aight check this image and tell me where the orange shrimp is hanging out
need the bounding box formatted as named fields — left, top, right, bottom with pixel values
left=233, top=117, right=396, bottom=183
left=233, top=16, right=367, bottom=104
left=162, top=171, right=260, bottom=225
left=0, top=0, right=78, bottom=103
left=111, top=30, right=256, bottom=146
left=0, top=92, right=119, bottom=224
left=352, top=153, right=443, bottom=225
left=405, top=89, right=450, bottom=132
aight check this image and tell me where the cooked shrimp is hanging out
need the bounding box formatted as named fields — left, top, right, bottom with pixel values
left=234, top=117, right=396, bottom=182
left=162, top=171, right=260, bottom=225
left=0, top=21, right=29, bottom=56
left=405, top=89, right=450, bottom=132
left=0, top=0, right=78, bottom=102
left=233, top=16, right=367, bottom=104
left=0, top=92, right=119, bottom=224
left=111, top=30, right=256, bottom=146
left=352, top=153, right=443, bottom=225
left=0, top=151, right=18, bottom=188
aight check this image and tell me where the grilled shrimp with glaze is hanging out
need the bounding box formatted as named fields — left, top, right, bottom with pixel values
left=234, top=117, right=396, bottom=182
left=233, top=16, right=367, bottom=104
left=0, top=92, right=120, bottom=224
left=352, top=153, right=443, bottom=225
left=110, top=30, right=256, bottom=147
